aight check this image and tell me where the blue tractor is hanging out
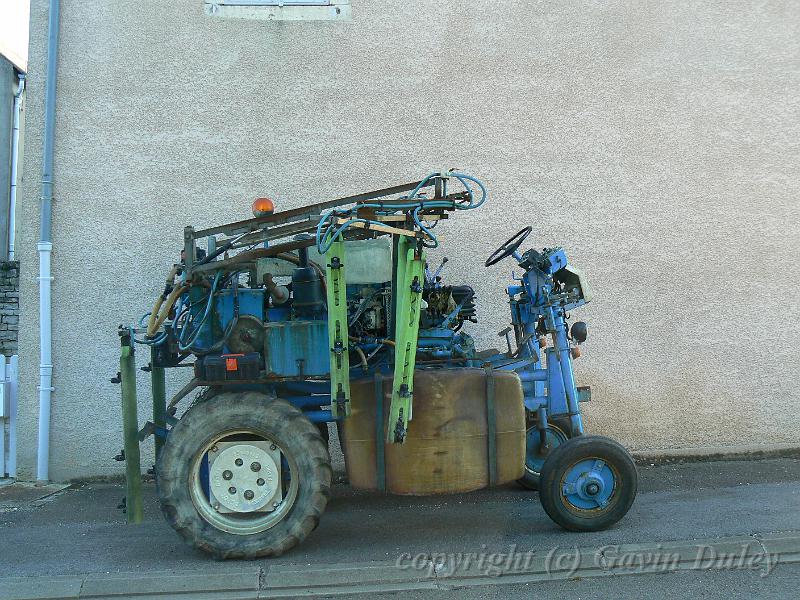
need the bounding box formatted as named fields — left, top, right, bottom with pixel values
left=115, top=171, right=637, bottom=558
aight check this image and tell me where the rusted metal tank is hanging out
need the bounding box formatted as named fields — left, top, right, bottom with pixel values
left=341, top=368, right=525, bottom=495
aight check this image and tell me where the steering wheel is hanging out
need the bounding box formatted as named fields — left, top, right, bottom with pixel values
left=485, top=226, right=532, bottom=267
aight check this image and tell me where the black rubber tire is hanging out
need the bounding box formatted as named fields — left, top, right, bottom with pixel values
left=516, top=417, right=571, bottom=491
left=157, top=391, right=332, bottom=559
left=538, top=435, right=637, bottom=532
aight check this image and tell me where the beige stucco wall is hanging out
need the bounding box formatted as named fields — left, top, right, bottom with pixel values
left=15, top=0, right=800, bottom=481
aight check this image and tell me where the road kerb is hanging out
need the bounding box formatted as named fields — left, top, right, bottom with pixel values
left=1, top=533, right=799, bottom=599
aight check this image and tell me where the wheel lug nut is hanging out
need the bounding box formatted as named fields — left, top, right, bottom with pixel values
left=244, top=490, right=254, bottom=500
left=251, top=462, right=261, bottom=472
left=222, top=470, right=233, bottom=480
left=235, top=458, right=243, bottom=466
left=257, top=478, right=265, bottom=486
left=228, top=486, right=236, bottom=495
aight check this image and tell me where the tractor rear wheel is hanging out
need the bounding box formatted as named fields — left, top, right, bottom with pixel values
left=157, top=391, right=331, bottom=558
left=538, top=435, right=637, bottom=532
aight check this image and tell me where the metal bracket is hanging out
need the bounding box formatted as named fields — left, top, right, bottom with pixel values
left=118, top=329, right=144, bottom=524
left=138, top=421, right=169, bottom=443
left=325, top=239, right=351, bottom=418
left=387, top=237, right=425, bottom=443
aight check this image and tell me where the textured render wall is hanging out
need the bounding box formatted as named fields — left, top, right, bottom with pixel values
left=16, top=0, right=800, bottom=480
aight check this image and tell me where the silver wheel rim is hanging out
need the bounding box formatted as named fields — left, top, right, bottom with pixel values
left=189, top=428, right=299, bottom=535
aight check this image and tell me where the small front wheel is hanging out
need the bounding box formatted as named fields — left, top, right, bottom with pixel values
left=538, top=435, right=637, bottom=532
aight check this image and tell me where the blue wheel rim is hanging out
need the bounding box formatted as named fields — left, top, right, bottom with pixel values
left=560, top=457, right=617, bottom=511
left=525, top=425, right=567, bottom=476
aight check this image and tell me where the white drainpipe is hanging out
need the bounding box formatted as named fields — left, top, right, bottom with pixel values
left=8, top=73, right=25, bottom=260
left=37, top=242, right=53, bottom=483
left=37, top=0, right=61, bottom=484
left=8, top=354, right=18, bottom=478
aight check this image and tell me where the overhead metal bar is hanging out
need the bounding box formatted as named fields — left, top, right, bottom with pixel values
left=225, top=216, right=323, bottom=251
left=193, top=179, right=436, bottom=239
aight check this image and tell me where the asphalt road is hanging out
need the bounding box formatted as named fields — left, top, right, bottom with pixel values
left=1, top=458, right=799, bottom=598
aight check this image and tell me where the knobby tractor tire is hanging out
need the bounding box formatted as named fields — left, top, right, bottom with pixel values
left=156, top=391, right=332, bottom=559
left=538, top=435, right=637, bottom=532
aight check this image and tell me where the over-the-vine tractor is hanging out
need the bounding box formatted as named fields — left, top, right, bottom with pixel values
left=114, top=171, right=637, bottom=558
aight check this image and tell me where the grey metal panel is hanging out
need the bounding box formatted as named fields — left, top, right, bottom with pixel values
left=308, top=238, right=393, bottom=284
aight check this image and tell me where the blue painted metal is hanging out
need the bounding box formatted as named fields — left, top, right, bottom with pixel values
left=263, top=320, right=329, bottom=377
left=415, top=327, right=475, bottom=361
left=561, top=458, right=616, bottom=510
left=167, top=187, right=592, bottom=447
left=167, top=234, right=591, bottom=439
left=216, top=288, right=265, bottom=323
left=488, top=244, right=590, bottom=438
left=303, top=409, right=337, bottom=423
left=267, top=307, right=291, bottom=321
left=415, top=327, right=454, bottom=347
left=180, top=272, right=225, bottom=352
left=518, top=369, right=547, bottom=382
left=544, top=347, right=568, bottom=416
left=280, top=380, right=329, bottom=394
left=522, top=396, right=548, bottom=411
left=525, top=425, right=567, bottom=475
left=546, top=305, right=584, bottom=434
left=286, top=395, right=332, bottom=408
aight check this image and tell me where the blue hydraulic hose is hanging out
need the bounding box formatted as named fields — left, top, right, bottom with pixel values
left=315, top=171, right=488, bottom=253
left=413, top=205, right=438, bottom=249
left=176, top=272, right=222, bottom=351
